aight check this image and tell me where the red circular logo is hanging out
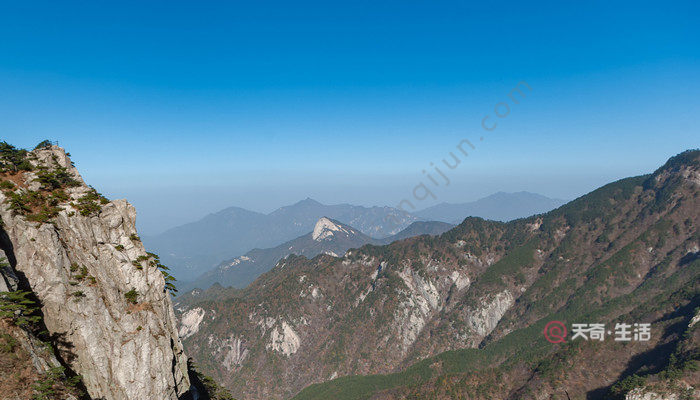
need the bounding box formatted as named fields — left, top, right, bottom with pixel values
left=543, top=321, right=567, bottom=343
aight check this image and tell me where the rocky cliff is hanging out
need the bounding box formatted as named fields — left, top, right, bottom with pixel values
left=0, top=143, right=191, bottom=400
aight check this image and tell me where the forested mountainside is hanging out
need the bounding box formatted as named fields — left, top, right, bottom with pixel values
left=178, top=150, right=699, bottom=400
left=0, top=141, right=233, bottom=400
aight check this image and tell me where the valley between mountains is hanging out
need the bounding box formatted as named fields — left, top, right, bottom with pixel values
left=175, top=150, right=700, bottom=400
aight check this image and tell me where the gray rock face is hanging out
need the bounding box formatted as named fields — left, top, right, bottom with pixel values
left=0, top=146, right=190, bottom=400
left=0, top=249, right=19, bottom=291
left=625, top=388, right=687, bottom=400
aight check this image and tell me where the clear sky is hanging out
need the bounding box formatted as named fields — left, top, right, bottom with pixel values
left=1, top=1, right=698, bottom=234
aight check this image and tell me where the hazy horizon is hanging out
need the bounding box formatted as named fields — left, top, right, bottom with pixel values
left=132, top=189, right=572, bottom=237
left=2, top=2, right=698, bottom=234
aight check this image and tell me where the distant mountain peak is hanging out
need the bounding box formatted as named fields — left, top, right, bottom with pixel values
left=146, top=197, right=419, bottom=280
left=296, top=197, right=323, bottom=206
left=414, top=191, right=566, bottom=223
left=487, top=191, right=548, bottom=199
left=312, top=217, right=353, bottom=241
left=182, top=218, right=451, bottom=292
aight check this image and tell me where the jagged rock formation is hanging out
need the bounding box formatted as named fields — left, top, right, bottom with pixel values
left=178, top=150, right=700, bottom=400
left=0, top=144, right=191, bottom=400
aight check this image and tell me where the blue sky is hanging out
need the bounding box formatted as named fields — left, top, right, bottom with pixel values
left=1, top=1, right=698, bottom=234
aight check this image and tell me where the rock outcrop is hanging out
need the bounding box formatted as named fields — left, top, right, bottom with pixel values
left=0, top=145, right=190, bottom=400
left=625, top=387, right=694, bottom=400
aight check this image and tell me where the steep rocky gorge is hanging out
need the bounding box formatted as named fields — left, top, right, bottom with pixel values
left=0, top=144, right=191, bottom=400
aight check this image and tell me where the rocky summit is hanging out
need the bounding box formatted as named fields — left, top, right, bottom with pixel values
left=0, top=143, right=205, bottom=400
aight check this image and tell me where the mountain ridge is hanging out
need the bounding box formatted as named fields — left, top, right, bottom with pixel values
left=414, top=191, right=567, bottom=223
left=177, top=149, right=700, bottom=400
left=146, top=192, right=564, bottom=282
left=144, top=199, right=420, bottom=281
left=180, top=217, right=454, bottom=292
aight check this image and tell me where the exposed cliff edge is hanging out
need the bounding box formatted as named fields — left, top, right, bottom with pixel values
left=0, top=142, right=191, bottom=400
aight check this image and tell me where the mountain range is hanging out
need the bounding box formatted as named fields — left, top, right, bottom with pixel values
left=175, top=150, right=700, bottom=400
left=143, top=198, right=419, bottom=281
left=182, top=217, right=454, bottom=292
left=413, top=191, right=567, bottom=223
left=145, top=193, right=565, bottom=282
